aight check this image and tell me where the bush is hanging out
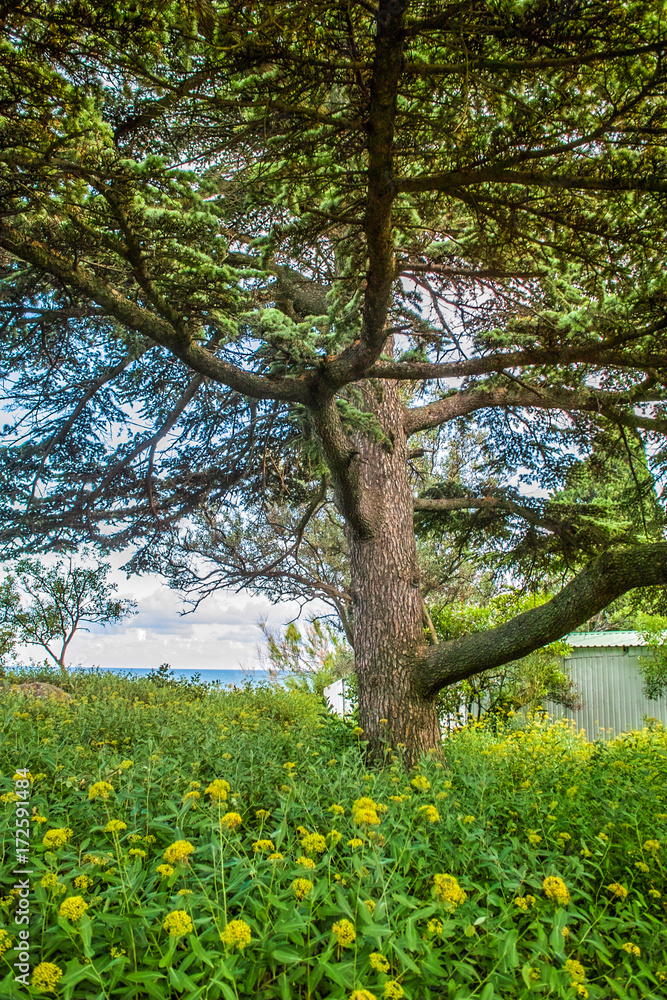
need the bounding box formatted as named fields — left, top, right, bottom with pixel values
left=0, top=671, right=665, bottom=998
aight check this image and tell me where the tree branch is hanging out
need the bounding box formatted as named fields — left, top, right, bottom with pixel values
left=413, top=495, right=562, bottom=533
left=370, top=340, right=667, bottom=382
left=415, top=542, right=667, bottom=695
left=318, top=0, right=407, bottom=387
left=404, top=381, right=667, bottom=436
left=0, top=224, right=309, bottom=403
left=398, top=168, right=667, bottom=197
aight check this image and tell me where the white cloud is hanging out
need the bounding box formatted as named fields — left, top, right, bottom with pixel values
left=9, top=551, right=315, bottom=672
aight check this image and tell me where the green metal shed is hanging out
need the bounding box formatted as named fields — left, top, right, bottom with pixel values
left=547, top=630, right=667, bottom=739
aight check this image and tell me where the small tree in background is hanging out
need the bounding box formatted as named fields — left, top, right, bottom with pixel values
left=0, top=557, right=136, bottom=674
left=258, top=618, right=353, bottom=698
left=0, top=576, right=19, bottom=667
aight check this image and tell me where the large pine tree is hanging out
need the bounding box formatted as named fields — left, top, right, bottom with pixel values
left=2, top=1, right=667, bottom=758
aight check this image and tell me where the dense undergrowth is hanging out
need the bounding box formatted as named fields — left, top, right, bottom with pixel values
left=0, top=666, right=665, bottom=999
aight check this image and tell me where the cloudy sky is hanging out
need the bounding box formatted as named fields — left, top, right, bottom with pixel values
left=11, top=551, right=307, bottom=674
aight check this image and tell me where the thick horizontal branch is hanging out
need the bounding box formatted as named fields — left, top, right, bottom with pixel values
left=404, top=382, right=667, bottom=436
left=413, top=495, right=560, bottom=532
left=370, top=342, right=667, bottom=382
left=415, top=542, right=667, bottom=695
left=398, top=168, right=667, bottom=196
left=397, top=261, right=533, bottom=279
left=402, top=39, right=664, bottom=69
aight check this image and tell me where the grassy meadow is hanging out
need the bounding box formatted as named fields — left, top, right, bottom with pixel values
left=0, top=666, right=666, bottom=1000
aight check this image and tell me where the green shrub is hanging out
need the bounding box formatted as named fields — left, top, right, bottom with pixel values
left=0, top=672, right=665, bottom=998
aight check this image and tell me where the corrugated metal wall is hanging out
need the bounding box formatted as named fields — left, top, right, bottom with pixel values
left=546, top=647, right=667, bottom=739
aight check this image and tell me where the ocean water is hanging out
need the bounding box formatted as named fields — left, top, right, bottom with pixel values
left=85, top=666, right=284, bottom=687
left=10, top=665, right=285, bottom=687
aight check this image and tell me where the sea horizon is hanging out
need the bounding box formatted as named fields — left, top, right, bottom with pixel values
left=8, top=664, right=288, bottom=686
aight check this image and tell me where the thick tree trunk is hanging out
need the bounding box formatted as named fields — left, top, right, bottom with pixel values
left=343, top=381, right=440, bottom=762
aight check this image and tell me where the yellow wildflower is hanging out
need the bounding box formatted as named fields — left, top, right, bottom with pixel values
left=301, top=832, right=327, bottom=854
left=157, top=864, right=174, bottom=878
left=269, top=852, right=284, bottom=861
left=163, top=840, right=194, bottom=864
left=433, top=873, right=467, bottom=908
left=58, top=895, right=88, bottom=921
left=205, top=779, right=230, bottom=801
left=255, top=808, right=271, bottom=820
left=419, top=805, right=440, bottom=823
left=353, top=807, right=381, bottom=826
left=283, top=762, right=297, bottom=770
left=543, top=876, right=570, bottom=906
left=220, top=811, right=242, bottom=831
left=177, top=889, right=193, bottom=896
left=643, top=839, right=660, bottom=852
left=426, top=918, right=443, bottom=934
left=163, top=909, right=193, bottom=937
left=0, top=928, right=13, bottom=956
left=118, top=760, right=133, bottom=770
left=329, top=804, right=345, bottom=815
left=411, top=775, right=430, bottom=792
left=88, top=781, right=114, bottom=801
left=564, top=958, right=585, bottom=983
left=383, top=983, right=404, bottom=1000
left=220, top=918, right=252, bottom=950
left=350, top=992, right=375, bottom=1000
left=183, top=790, right=200, bottom=802
left=332, top=918, right=356, bottom=946
left=621, top=942, right=641, bottom=957
left=104, top=819, right=127, bottom=834
left=129, top=848, right=147, bottom=858
left=369, top=953, right=390, bottom=973
left=31, top=962, right=63, bottom=993
left=296, top=855, right=316, bottom=868
left=352, top=797, right=377, bottom=811
left=348, top=838, right=364, bottom=848
left=74, top=875, right=93, bottom=892
left=364, top=899, right=376, bottom=914
left=606, top=883, right=628, bottom=901
left=328, top=829, right=342, bottom=845
left=42, top=828, right=72, bottom=850
left=252, top=839, right=275, bottom=852
left=291, top=878, right=314, bottom=901
left=528, top=833, right=542, bottom=845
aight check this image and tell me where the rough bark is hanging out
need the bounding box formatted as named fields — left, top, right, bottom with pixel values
left=342, top=380, right=439, bottom=762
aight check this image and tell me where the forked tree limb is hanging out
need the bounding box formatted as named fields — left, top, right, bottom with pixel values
left=415, top=542, right=667, bottom=695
